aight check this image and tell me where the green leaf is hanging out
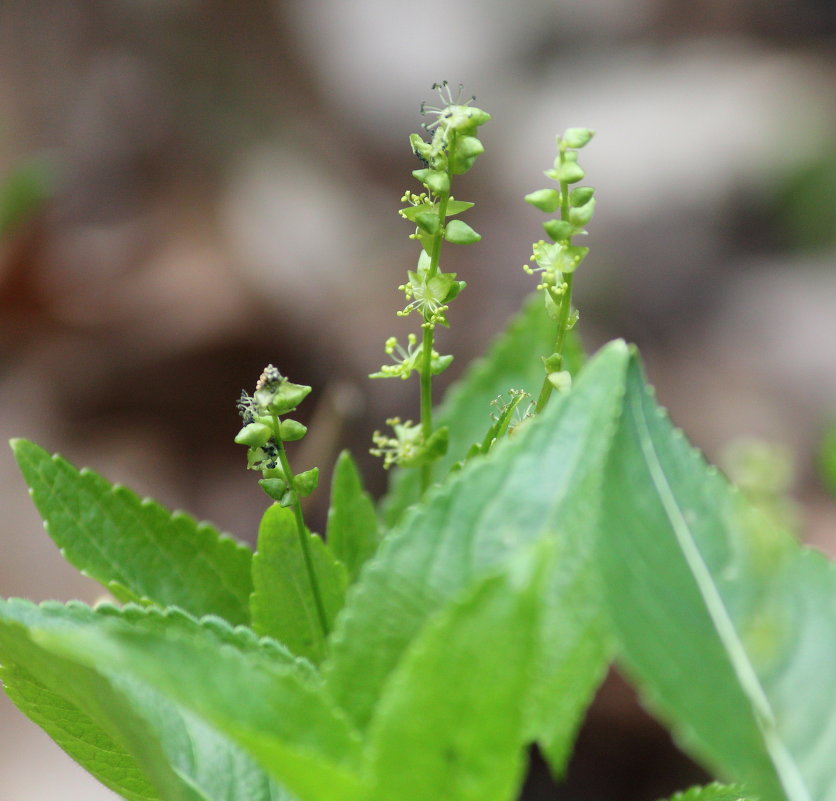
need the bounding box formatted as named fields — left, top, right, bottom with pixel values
left=35, top=607, right=365, bottom=801
left=0, top=661, right=159, bottom=801
left=325, top=451, right=380, bottom=581
left=598, top=354, right=836, bottom=801
left=0, top=601, right=202, bottom=801
left=250, top=504, right=348, bottom=664
left=0, top=600, right=304, bottom=801
left=364, top=545, right=549, bottom=801
left=324, top=342, right=629, bottom=763
left=11, top=440, right=253, bottom=625
left=381, top=293, right=585, bottom=526
left=661, top=783, right=757, bottom=801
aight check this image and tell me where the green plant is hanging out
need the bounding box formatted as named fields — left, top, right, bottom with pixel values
left=2, top=84, right=834, bottom=801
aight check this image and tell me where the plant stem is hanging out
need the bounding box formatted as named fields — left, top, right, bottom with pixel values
left=534, top=273, right=574, bottom=413
left=417, top=147, right=454, bottom=494
left=272, top=416, right=329, bottom=638
left=535, top=171, right=574, bottom=414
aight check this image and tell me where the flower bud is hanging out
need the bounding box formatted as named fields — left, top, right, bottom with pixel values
left=267, top=381, right=312, bottom=416
left=293, top=467, right=319, bottom=497
left=456, top=136, right=484, bottom=159
left=555, top=161, right=585, bottom=184
left=412, top=168, right=450, bottom=195
left=543, top=219, right=575, bottom=242
left=569, top=186, right=595, bottom=207
left=234, top=422, right=272, bottom=448
left=258, top=477, right=287, bottom=502
left=525, top=189, right=560, bottom=213
left=279, top=419, right=307, bottom=441
left=414, top=211, right=440, bottom=234
left=568, top=198, right=596, bottom=226
left=562, top=128, right=595, bottom=148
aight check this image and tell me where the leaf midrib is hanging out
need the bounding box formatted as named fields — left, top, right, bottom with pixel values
left=628, top=385, right=811, bottom=801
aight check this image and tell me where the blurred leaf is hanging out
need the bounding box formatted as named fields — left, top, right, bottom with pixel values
left=1, top=661, right=159, bottom=801
left=37, top=608, right=365, bottom=801
left=661, top=783, right=757, bottom=801
left=0, top=601, right=305, bottom=801
left=816, top=421, right=836, bottom=499
left=0, top=158, right=53, bottom=237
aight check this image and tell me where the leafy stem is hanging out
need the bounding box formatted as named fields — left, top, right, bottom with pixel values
left=272, top=414, right=329, bottom=639
left=418, top=148, right=454, bottom=492
left=535, top=272, right=574, bottom=414
left=524, top=127, right=596, bottom=415
left=371, top=83, right=489, bottom=486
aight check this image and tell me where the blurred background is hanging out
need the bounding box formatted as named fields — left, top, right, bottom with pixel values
left=0, top=1, right=834, bottom=799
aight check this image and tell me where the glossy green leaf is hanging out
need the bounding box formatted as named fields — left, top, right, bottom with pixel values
left=325, top=451, right=380, bottom=581
left=364, top=545, right=548, bottom=801
left=37, top=610, right=364, bottom=801
left=11, top=440, right=253, bottom=625
left=599, top=355, right=836, bottom=801
left=325, top=342, right=629, bottom=765
left=250, top=505, right=348, bottom=664
left=662, top=783, right=756, bottom=801
left=381, top=293, right=585, bottom=525
left=0, top=600, right=304, bottom=801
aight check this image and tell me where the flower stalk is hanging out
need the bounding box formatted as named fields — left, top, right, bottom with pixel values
left=371, top=82, right=490, bottom=493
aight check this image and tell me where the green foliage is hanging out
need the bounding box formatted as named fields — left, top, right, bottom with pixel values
left=599, top=357, right=836, bottom=801
left=325, top=451, right=380, bottom=581
left=11, top=439, right=253, bottom=624
left=2, top=87, right=833, bottom=801
left=363, top=547, right=548, bottom=801
left=381, top=294, right=585, bottom=525
left=250, top=504, right=347, bottom=664
left=0, top=600, right=301, bottom=801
